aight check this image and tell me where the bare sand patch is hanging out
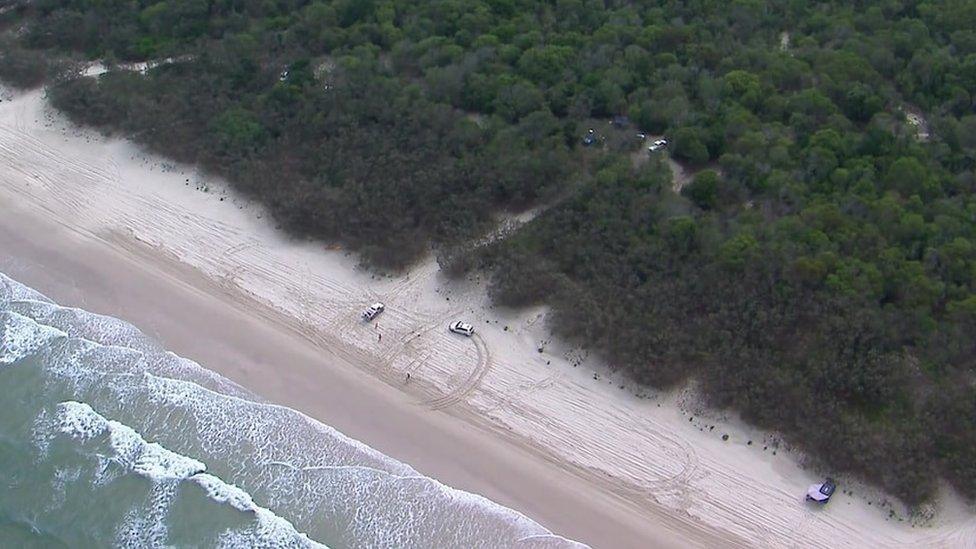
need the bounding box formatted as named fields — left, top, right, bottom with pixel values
left=1, top=87, right=974, bottom=548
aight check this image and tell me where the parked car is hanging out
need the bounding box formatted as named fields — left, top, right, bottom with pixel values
left=582, top=128, right=598, bottom=147
left=648, top=139, right=668, bottom=152
left=362, top=302, right=385, bottom=321
left=448, top=321, right=475, bottom=336
left=806, top=478, right=836, bottom=504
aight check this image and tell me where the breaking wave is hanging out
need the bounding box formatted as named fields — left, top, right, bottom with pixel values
left=0, top=272, right=585, bottom=548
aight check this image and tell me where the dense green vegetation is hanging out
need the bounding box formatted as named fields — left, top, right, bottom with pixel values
left=3, top=0, right=976, bottom=506
left=0, top=35, right=63, bottom=88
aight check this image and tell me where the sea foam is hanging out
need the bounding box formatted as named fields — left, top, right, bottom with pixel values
left=45, top=401, right=322, bottom=548
left=1, top=271, right=587, bottom=548
left=0, top=310, right=65, bottom=365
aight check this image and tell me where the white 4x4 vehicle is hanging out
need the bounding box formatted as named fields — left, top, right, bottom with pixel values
left=648, top=139, right=668, bottom=152
left=448, top=321, right=475, bottom=336
left=362, top=302, right=385, bottom=321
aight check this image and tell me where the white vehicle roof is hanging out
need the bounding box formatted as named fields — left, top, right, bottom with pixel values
left=370, top=302, right=384, bottom=309
left=807, top=483, right=829, bottom=501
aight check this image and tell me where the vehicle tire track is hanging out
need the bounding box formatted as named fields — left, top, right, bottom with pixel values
left=0, top=123, right=123, bottom=225
left=641, top=429, right=700, bottom=489
left=399, top=307, right=464, bottom=345
left=404, top=351, right=433, bottom=375
left=384, top=259, right=438, bottom=303
left=423, top=333, right=492, bottom=410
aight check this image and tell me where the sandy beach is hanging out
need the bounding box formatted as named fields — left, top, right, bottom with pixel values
left=2, top=84, right=974, bottom=547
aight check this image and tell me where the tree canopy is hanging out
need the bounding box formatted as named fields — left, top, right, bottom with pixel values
left=3, top=0, right=976, bottom=506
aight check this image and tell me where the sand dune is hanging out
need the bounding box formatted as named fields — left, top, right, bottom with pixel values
left=2, top=84, right=974, bottom=548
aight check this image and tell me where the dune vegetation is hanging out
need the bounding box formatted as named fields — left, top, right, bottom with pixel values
left=2, top=0, right=976, bottom=505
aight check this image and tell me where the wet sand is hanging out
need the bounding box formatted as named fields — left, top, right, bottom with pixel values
left=0, top=200, right=704, bottom=548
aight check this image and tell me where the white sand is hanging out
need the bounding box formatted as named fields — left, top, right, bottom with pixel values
left=2, top=85, right=974, bottom=548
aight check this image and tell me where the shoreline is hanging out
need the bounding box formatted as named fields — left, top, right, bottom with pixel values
left=2, top=85, right=974, bottom=547
left=0, top=197, right=700, bottom=549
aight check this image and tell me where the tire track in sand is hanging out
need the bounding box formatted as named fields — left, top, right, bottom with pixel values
left=423, top=333, right=492, bottom=410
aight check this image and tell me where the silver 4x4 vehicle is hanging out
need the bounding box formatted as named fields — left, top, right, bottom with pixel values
left=648, top=139, right=668, bottom=152
left=362, top=302, right=385, bottom=321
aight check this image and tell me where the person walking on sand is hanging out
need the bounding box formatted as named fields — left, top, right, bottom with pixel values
left=406, top=372, right=411, bottom=382
left=378, top=332, right=382, bottom=342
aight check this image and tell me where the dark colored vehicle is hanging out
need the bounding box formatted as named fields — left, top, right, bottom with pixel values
left=806, top=478, right=836, bottom=503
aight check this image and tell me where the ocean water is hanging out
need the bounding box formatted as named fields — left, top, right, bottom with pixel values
left=0, top=272, right=585, bottom=548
